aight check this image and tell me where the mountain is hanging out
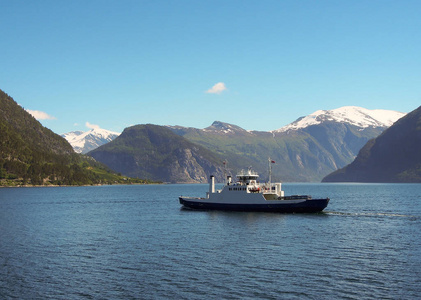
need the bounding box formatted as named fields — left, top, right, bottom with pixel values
left=322, top=106, right=421, bottom=183
left=274, top=106, right=405, bottom=132
left=167, top=107, right=405, bottom=182
left=0, top=89, right=148, bottom=186
left=88, top=124, right=227, bottom=183
left=0, top=90, right=74, bottom=155
left=62, top=128, right=120, bottom=154
left=168, top=121, right=283, bottom=180
left=0, top=89, right=78, bottom=184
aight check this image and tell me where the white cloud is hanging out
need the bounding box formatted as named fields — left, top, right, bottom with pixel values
left=26, top=109, right=56, bottom=120
left=86, top=122, right=100, bottom=130
left=206, top=82, right=227, bottom=94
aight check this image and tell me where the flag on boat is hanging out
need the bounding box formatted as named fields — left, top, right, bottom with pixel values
left=271, top=160, right=275, bottom=163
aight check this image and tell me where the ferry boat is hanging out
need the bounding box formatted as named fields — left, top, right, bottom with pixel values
left=179, top=164, right=330, bottom=213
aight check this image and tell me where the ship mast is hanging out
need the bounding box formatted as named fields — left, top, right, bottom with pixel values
left=268, top=158, right=275, bottom=189
left=223, top=160, right=228, bottom=185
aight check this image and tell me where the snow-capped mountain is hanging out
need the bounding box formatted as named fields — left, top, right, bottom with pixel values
left=274, top=106, right=406, bottom=132
left=61, top=131, right=84, bottom=142
left=62, top=128, right=120, bottom=154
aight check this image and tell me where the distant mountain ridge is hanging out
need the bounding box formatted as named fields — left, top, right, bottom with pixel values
left=323, top=106, right=421, bottom=183
left=275, top=106, right=405, bottom=132
left=64, top=107, right=405, bottom=165
left=62, top=128, right=120, bottom=154
left=65, top=106, right=406, bottom=183
left=164, top=107, right=406, bottom=182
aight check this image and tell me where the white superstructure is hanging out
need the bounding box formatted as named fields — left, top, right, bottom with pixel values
left=206, top=167, right=285, bottom=204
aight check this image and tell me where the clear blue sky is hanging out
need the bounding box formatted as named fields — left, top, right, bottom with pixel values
left=1, top=0, right=420, bottom=134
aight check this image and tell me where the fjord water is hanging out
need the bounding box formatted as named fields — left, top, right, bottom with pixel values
left=1, top=184, right=420, bottom=299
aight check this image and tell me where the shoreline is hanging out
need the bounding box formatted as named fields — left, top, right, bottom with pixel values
left=0, top=182, right=164, bottom=188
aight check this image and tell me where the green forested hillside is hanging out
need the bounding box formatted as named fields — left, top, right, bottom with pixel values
left=0, top=89, right=150, bottom=186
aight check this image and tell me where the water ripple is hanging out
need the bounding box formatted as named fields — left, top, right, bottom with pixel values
left=1, top=184, right=421, bottom=299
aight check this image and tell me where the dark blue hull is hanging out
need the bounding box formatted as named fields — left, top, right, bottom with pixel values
left=179, top=197, right=329, bottom=213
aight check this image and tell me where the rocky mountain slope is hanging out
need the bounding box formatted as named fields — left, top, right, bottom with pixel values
left=323, top=106, right=421, bottom=183
left=88, top=124, right=226, bottom=183
left=62, top=128, right=120, bottom=154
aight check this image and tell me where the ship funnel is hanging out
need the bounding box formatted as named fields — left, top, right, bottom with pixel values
left=209, top=175, right=215, bottom=194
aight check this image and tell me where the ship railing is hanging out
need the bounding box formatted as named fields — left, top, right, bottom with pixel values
left=236, top=169, right=259, bottom=177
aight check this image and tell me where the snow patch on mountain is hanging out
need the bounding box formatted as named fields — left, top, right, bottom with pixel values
left=274, top=106, right=406, bottom=132
left=62, top=128, right=120, bottom=154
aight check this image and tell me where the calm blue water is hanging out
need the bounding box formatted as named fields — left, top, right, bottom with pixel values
left=1, top=183, right=420, bottom=299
